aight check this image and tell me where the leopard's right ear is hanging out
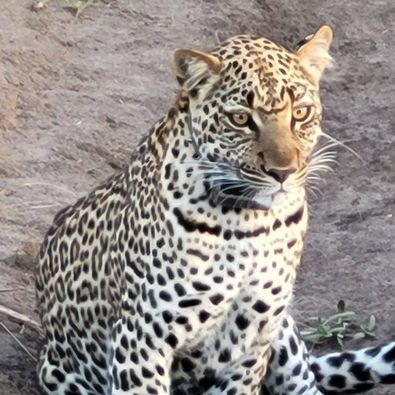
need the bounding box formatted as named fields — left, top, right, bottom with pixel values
left=297, top=25, right=333, bottom=86
left=172, top=49, right=222, bottom=93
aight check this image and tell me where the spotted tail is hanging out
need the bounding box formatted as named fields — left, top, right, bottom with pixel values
left=310, top=341, right=395, bottom=394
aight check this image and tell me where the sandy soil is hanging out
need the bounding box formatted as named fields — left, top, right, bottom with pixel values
left=0, top=1, right=394, bottom=394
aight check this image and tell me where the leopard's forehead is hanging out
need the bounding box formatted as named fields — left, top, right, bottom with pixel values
left=212, top=35, right=313, bottom=109
left=213, top=34, right=299, bottom=73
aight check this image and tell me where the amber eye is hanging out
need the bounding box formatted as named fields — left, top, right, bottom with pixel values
left=292, top=106, right=313, bottom=122
left=228, top=112, right=250, bottom=127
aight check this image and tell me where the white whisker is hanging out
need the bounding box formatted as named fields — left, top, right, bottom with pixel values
left=307, top=165, right=335, bottom=173
left=311, top=141, right=339, bottom=157
left=214, top=183, right=250, bottom=195
left=307, top=187, right=319, bottom=199
left=320, top=131, right=365, bottom=164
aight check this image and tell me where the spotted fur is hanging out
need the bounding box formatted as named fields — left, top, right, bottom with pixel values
left=35, top=26, right=394, bottom=395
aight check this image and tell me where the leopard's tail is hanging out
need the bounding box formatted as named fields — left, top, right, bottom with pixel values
left=310, top=341, right=395, bottom=394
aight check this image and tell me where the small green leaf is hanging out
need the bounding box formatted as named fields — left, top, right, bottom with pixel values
left=352, top=332, right=366, bottom=341
left=365, top=315, right=376, bottom=332
left=322, top=311, right=355, bottom=326
left=63, top=0, right=95, bottom=16
left=300, top=301, right=378, bottom=348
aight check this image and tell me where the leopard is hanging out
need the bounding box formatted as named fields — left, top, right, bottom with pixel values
left=35, top=25, right=395, bottom=395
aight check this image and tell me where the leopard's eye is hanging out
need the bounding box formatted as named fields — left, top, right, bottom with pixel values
left=292, top=106, right=313, bottom=122
left=228, top=112, right=250, bottom=127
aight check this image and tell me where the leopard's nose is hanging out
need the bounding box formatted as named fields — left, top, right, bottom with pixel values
left=265, top=167, right=297, bottom=183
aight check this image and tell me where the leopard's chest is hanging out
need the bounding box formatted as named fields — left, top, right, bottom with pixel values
left=117, top=195, right=307, bottom=350
left=128, top=202, right=305, bottom=339
left=177, top=221, right=301, bottom=292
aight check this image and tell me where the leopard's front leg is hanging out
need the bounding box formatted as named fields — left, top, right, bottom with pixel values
left=203, top=347, right=272, bottom=395
left=173, top=313, right=322, bottom=395
left=111, top=305, right=176, bottom=395
left=262, top=314, right=323, bottom=395
left=199, top=308, right=285, bottom=395
left=171, top=290, right=291, bottom=395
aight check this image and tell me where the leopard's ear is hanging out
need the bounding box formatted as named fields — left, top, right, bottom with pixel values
left=297, top=25, right=333, bottom=85
left=172, top=49, right=222, bottom=92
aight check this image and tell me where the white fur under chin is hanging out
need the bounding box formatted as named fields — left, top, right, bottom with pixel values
left=254, top=187, right=305, bottom=210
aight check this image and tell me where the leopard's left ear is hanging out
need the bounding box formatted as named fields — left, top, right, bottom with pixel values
left=297, top=25, right=333, bottom=85
left=172, top=49, right=222, bottom=92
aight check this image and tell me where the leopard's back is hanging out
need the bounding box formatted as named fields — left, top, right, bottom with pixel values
left=36, top=171, right=129, bottom=394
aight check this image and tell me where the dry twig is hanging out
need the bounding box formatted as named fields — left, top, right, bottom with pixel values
left=0, top=322, right=37, bottom=362
left=0, top=304, right=43, bottom=336
left=0, top=287, right=25, bottom=293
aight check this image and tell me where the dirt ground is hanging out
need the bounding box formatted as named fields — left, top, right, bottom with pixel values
left=0, top=1, right=394, bottom=394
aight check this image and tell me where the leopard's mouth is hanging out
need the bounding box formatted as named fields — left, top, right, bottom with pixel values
left=200, top=164, right=288, bottom=210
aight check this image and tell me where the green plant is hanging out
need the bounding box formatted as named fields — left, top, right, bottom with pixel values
left=300, top=300, right=376, bottom=348
left=63, top=0, right=95, bottom=16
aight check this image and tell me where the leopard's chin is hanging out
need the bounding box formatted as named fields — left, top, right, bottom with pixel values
left=208, top=179, right=304, bottom=210
left=210, top=190, right=269, bottom=210
left=208, top=184, right=271, bottom=211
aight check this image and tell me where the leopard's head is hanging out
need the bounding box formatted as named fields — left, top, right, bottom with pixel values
left=173, top=25, right=333, bottom=210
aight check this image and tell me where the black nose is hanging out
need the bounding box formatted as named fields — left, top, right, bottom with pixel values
left=266, top=168, right=296, bottom=183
